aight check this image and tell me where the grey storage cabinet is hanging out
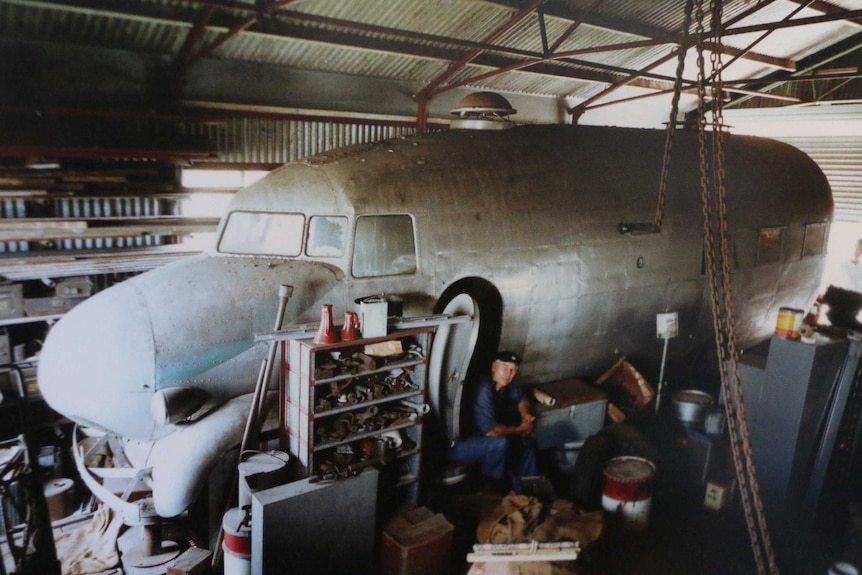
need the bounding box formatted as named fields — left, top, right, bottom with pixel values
left=251, top=468, right=379, bottom=575
left=738, top=336, right=849, bottom=524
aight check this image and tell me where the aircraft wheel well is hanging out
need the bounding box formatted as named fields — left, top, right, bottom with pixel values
left=434, top=277, right=503, bottom=385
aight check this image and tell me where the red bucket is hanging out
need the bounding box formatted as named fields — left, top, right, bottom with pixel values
left=223, top=507, right=252, bottom=575
left=602, top=456, right=656, bottom=530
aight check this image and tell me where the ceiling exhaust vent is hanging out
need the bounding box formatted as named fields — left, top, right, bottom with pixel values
left=449, top=91, right=516, bottom=130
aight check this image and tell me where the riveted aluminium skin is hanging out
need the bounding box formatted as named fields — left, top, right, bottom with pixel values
left=38, top=124, right=831, bottom=516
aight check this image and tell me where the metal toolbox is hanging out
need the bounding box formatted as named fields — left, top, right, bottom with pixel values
left=531, top=378, right=607, bottom=449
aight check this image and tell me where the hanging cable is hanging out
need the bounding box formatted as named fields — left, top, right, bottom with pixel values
left=695, top=1, right=779, bottom=574
left=653, top=0, right=695, bottom=232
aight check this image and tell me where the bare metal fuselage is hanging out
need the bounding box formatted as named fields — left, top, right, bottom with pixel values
left=38, top=124, right=832, bottom=517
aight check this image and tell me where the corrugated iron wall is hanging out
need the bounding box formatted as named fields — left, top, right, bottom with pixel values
left=197, top=116, right=419, bottom=165
left=779, top=136, right=862, bottom=223
left=1, top=115, right=418, bottom=256
left=722, top=104, right=862, bottom=225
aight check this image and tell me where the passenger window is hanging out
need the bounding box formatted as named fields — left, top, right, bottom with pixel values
left=802, top=222, right=828, bottom=258
left=219, top=211, right=304, bottom=256
left=307, top=216, right=348, bottom=257
left=352, top=215, right=417, bottom=278
left=756, top=227, right=784, bottom=266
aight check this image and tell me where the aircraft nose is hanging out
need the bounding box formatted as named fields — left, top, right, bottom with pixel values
left=39, top=280, right=159, bottom=441
left=38, top=255, right=345, bottom=443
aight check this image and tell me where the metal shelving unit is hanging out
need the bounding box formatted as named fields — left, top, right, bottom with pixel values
left=282, top=325, right=435, bottom=513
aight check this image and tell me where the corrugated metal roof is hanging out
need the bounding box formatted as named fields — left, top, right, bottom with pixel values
left=290, top=0, right=516, bottom=43
left=721, top=1, right=861, bottom=61
left=0, top=1, right=189, bottom=53
left=219, top=32, right=449, bottom=81
left=1, top=0, right=861, bottom=114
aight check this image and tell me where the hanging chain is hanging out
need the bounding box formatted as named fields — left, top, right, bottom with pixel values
left=696, top=1, right=779, bottom=574
left=653, top=0, right=695, bottom=231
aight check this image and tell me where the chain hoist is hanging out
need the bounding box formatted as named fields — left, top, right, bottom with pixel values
left=694, top=1, right=779, bottom=574
left=653, top=0, right=694, bottom=232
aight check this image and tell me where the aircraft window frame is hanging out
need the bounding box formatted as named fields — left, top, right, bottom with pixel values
left=756, top=227, right=784, bottom=266
left=306, top=215, right=348, bottom=258
left=351, top=214, right=417, bottom=278
left=801, top=222, right=829, bottom=258
left=217, top=210, right=306, bottom=257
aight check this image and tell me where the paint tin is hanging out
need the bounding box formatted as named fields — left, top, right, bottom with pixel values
left=358, top=296, right=388, bottom=338
left=601, top=456, right=656, bottom=530
left=43, top=477, right=75, bottom=522
left=237, top=451, right=288, bottom=509
left=222, top=507, right=252, bottom=575
left=670, top=389, right=714, bottom=424
left=775, top=307, right=804, bottom=338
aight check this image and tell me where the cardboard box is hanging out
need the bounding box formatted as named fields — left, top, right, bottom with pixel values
left=381, top=507, right=453, bottom=575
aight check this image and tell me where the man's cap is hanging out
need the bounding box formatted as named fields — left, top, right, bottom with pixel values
left=494, top=350, right=522, bottom=365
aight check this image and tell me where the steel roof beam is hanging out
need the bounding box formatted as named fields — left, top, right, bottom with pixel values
left=720, top=9, right=862, bottom=37
left=185, top=0, right=302, bottom=66
left=545, top=0, right=605, bottom=55
left=570, top=0, right=794, bottom=115
left=784, top=0, right=862, bottom=29
left=417, top=0, right=549, bottom=99
left=586, top=67, right=862, bottom=113
left=9, top=0, right=861, bottom=115
left=488, top=0, right=792, bottom=71
left=14, top=0, right=798, bottom=86
left=725, top=35, right=862, bottom=108
left=174, top=5, right=215, bottom=69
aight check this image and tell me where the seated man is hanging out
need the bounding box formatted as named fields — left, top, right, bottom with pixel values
left=449, top=350, right=538, bottom=492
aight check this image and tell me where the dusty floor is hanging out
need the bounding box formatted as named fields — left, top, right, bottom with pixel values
left=421, top=420, right=862, bottom=575
left=428, top=474, right=860, bottom=575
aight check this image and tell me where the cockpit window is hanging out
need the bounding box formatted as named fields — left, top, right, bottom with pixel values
left=307, top=216, right=348, bottom=257
left=352, top=215, right=417, bottom=278
left=218, top=211, right=304, bottom=256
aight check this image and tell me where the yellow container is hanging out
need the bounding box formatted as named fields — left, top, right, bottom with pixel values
left=775, top=307, right=803, bottom=338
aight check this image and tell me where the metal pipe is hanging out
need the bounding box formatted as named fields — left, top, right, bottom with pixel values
left=399, top=400, right=430, bottom=415
left=240, top=284, right=293, bottom=454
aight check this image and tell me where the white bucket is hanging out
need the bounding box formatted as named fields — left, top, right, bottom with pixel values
left=238, top=451, right=288, bottom=509
left=553, top=440, right=584, bottom=475
left=222, top=507, right=251, bottom=575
